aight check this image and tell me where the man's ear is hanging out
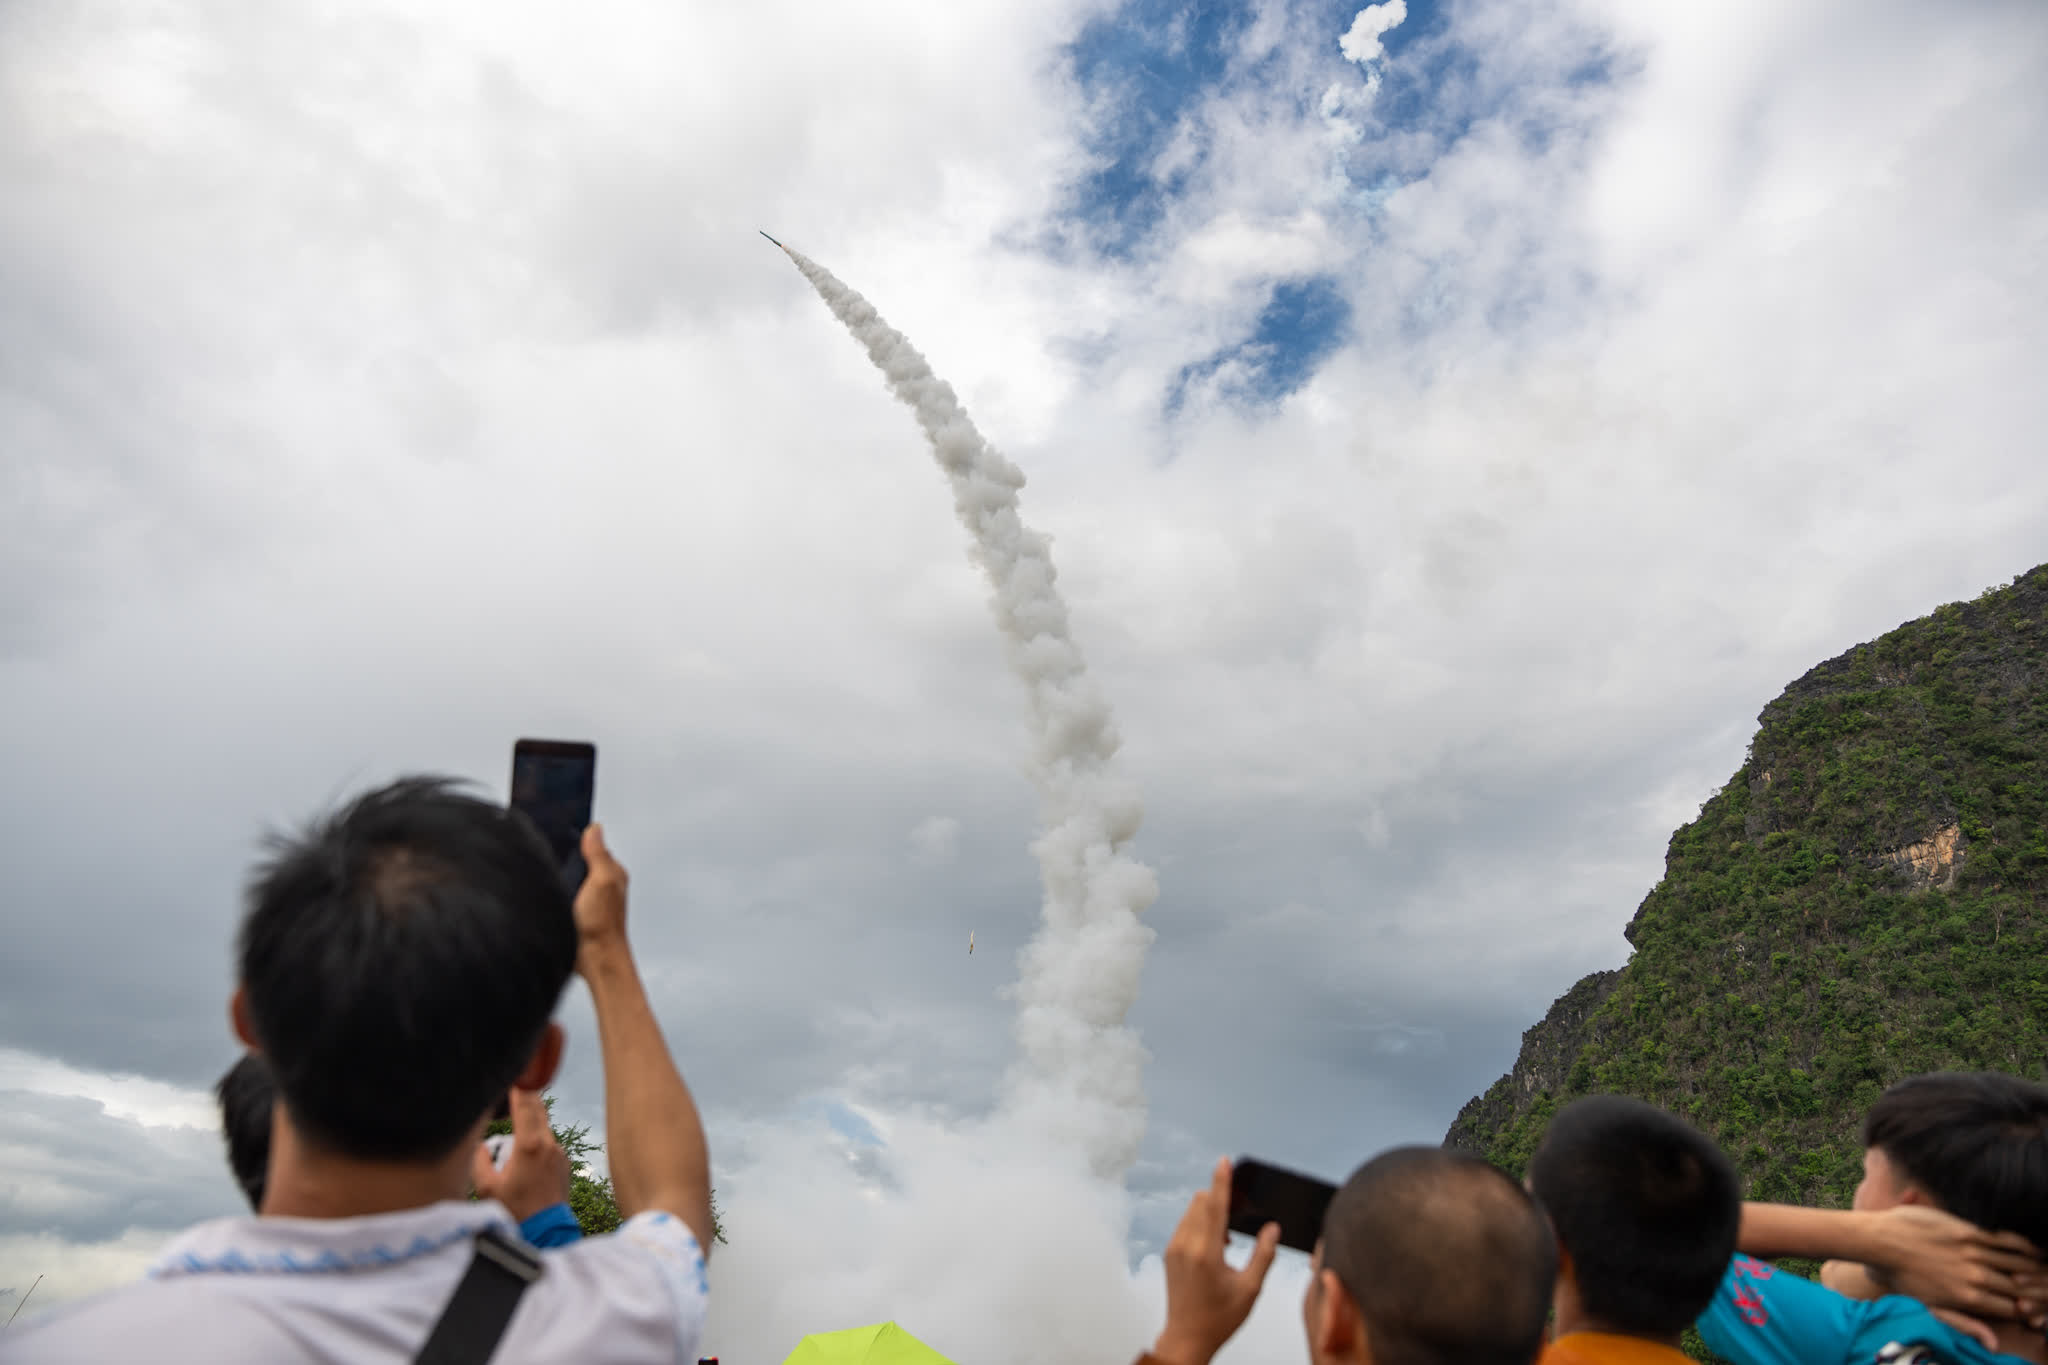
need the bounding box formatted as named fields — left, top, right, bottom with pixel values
left=1312, top=1269, right=1362, bottom=1358
left=230, top=987, right=260, bottom=1051
left=512, top=1021, right=565, bottom=1093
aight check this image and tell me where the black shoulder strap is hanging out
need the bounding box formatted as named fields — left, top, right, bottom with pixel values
left=412, top=1227, right=546, bottom=1365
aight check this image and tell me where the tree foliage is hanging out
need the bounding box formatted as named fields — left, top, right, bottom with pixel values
left=484, top=1096, right=725, bottom=1243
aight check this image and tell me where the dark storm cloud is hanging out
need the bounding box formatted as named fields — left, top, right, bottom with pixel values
left=0, top=1092, right=239, bottom=1243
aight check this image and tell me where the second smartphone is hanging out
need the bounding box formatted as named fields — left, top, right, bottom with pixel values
left=510, top=738, right=597, bottom=893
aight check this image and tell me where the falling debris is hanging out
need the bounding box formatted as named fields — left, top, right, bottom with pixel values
left=769, top=236, right=1159, bottom=1181
left=6, top=1275, right=42, bottom=1328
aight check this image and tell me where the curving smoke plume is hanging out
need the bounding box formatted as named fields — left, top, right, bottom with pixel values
left=775, top=242, right=1159, bottom=1180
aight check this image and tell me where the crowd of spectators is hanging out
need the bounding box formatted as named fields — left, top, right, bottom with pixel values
left=1137, top=1077, right=2048, bottom=1365
left=3, top=774, right=2044, bottom=1365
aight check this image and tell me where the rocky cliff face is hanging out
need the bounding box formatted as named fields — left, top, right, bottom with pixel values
left=1445, top=565, right=2048, bottom=1203
left=1445, top=969, right=1618, bottom=1153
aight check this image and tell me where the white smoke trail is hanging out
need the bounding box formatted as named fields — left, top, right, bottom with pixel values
left=778, top=244, right=1159, bottom=1180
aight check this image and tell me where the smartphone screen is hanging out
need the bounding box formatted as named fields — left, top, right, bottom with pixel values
left=1229, top=1157, right=1338, bottom=1253
left=510, top=739, right=596, bottom=893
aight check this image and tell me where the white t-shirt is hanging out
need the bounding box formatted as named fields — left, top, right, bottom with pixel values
left=1, top=1199, right=707, bottom=1364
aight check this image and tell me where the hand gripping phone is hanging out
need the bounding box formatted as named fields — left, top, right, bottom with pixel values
left=1229, top=1157, right=1338, bottom=1253
left=509, top=739, right=596, bottom=893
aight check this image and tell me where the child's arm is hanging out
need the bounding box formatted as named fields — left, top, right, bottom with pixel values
left=1737, top=1203, right=2043, bottom=1323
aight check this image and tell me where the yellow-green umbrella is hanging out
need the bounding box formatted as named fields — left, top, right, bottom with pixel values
left=781, top=1321, right=956, bottom=1365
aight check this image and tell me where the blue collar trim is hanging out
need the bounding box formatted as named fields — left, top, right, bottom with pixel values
left=148, top=1205, right=515, bottom=1279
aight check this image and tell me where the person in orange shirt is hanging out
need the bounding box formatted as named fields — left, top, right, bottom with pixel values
left=1525, top=1096, right=1742, bottom=1365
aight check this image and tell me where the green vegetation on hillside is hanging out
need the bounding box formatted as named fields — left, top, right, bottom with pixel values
left=1448, top=565, right=2048, bottom=1214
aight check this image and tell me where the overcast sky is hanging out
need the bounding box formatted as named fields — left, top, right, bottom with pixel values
left=3, top=0, right=2046, bottom=1356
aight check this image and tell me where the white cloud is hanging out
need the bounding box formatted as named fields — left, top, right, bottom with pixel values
left=0, top=1229, right=169, bottom=1324
left=1339, top=1, right=1408, bottom=66
left=0, top=1080, right=241, bottom=1320
left=1163, top=211, right=1337, bottom=303
left=0, top=1049, right=219, bottom=1133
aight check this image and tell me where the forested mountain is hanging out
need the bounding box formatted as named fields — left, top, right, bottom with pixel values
left=1447, top=565, right=2048, bottom=1207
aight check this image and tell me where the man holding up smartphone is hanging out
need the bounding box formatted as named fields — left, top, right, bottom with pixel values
left=9, top=777, right=715, bottom=1364
left=1138, top=1150, right=1556, bottom=1365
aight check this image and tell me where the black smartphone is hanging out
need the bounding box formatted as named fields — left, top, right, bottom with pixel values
left=510, top=739, right=596, bottom=893
left=1229, top=1157, right=1337, bottom=1253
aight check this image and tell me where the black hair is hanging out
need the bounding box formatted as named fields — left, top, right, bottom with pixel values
left=237, top=776, right=578, bottom=1161
left=215, top=1052, right=275, bottom=1211
left=1525, top=1095, right=1740, bottom=1338
left=1864, top=1072, right=2048, bottom=1251
left=1322, top=1146, right=1557, bottom=1365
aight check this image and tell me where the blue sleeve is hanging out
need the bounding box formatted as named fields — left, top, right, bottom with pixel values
left=1696, top=1256, right=1867, bottom=1365
left=1696, top=1256, right=1988, bottom=1365
left=519, top=1202, right=584, bottom=1248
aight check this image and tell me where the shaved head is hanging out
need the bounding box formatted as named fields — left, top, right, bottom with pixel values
left=1321, top=1146, right=1555, bottom=1365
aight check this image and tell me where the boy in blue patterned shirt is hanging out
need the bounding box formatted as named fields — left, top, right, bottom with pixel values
left=1699, top=1073, right=2048, bottom=1365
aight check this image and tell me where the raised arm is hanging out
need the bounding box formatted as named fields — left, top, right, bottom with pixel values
left=1147, top=1158, right=1280, bottom=1365
left=574, top=823, right=716, bottom=1255
left=1738, top=1203, right=2044, bottom=1323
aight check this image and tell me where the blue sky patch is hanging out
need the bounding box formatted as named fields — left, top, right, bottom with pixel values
left=798, top=1096, right=886, bottom=1148
left=1058, top=0, right=1609, bottom=408
left=1060, top=0, right=1455, bottom=253
left=1169, top=274, right=1352, bottom=411
left=1065, top=0, right=1257, bottom=256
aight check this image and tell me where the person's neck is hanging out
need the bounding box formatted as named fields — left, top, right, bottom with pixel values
left=260, top=1106, right=481, bottom=1220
